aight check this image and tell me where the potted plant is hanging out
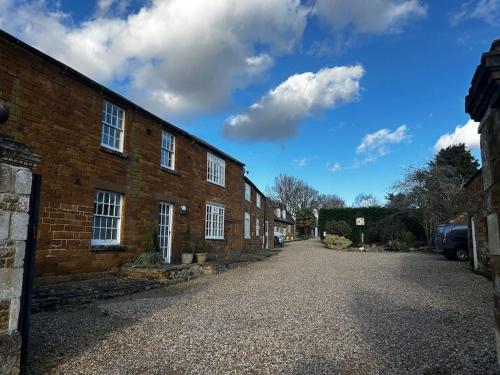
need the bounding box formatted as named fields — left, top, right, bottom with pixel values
left=182, top=225, right=194, bottom=264
left=196, top=234, right=208, bottom=263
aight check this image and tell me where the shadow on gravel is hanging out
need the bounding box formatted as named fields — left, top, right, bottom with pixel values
left=27, top=276, right=213, bottom=374
left=347, top=286, right=498, bottom=375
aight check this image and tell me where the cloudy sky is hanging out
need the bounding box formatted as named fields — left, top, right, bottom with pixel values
left=1, top=0, right=498, bottom=204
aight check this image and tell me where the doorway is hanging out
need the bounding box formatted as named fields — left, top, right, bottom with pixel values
left=158, top=202, right=173, bottom=263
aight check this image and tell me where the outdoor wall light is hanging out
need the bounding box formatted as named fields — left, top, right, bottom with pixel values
left=180, top=205, right=187, bottom=215
left=0, top=100, right=9, bottom=124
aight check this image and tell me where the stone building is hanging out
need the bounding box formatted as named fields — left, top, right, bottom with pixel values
left=465, top=39, right=500, bottom=364
left=0, top=30, right=272, bottom=281
left=464, top=169, right=491, bottom=278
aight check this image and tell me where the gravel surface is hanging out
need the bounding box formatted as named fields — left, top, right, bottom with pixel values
left=28, top=239, right=498, bottom=374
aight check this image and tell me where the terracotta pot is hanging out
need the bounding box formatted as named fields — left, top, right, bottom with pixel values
left=181, top=252, right=194, bottom=264
left=196, top=253, right=207, bottom=263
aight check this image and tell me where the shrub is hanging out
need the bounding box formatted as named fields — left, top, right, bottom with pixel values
left=324, top=234, right=352, bottom=250
left=325, top=220, right=352, bottom=238
left=144, top=226, right=160, bottom=253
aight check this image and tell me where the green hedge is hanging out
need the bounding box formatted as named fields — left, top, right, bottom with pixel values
left=319, top=207, right=425, bottom=244
left=319, top=207, right=395, bottom=243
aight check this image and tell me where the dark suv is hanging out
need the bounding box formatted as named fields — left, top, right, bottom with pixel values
left=441, top=225, right=468, bottom=261
left=433, top=224, right=464, bottom=250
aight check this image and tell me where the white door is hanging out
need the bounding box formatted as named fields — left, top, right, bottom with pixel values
left=264, top=221, right=269, bottom=249
left=158, top=202, right=173, bottom=263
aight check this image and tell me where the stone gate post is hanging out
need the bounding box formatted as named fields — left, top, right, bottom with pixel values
left=0, top=103, right=40, bottom=374
left=466, top=39, right=500, bottom=365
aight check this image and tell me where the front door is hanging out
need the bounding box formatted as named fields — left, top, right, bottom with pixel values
left=264, top=221, right=269, bottom=249
left=158, top=202, right=173, bottom=263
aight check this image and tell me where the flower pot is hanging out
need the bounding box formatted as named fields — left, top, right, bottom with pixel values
left=196, top=253, right=207, bottom=263
left=181, top=252, right=194, bottom=264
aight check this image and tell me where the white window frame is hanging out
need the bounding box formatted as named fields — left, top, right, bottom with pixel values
left=161, top=130, right=176, bottom=170
left=256, top=218, right=260, bottom=236
left=205, top=203, right=225, bottom=240
left=245, top=183, right=251, bottom=202
left=92, top=190, right=123, bottom=245
left=101, top=101, right=125, bottom=152
left=256, top=193, right=261, bottom=208
left=207, top=152, right=225, bottom=187
left=244, top=212, right=251, bottom=239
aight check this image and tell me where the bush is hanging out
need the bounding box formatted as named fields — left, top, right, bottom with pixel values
left=324, top=235, right=352, bottom=250
left=325, top=220, right=352, bottom=238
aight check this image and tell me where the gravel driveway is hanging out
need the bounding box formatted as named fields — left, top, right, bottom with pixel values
left=28, top=239, right=498, bottom=374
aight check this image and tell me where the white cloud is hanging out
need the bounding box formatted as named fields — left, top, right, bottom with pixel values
left=451, top=0, right=500, bottom=26
left=314, top=0, right=427, bottom=34
left=95, top=0, right=131, bottom=16
left=356, top=125, right=410, bottom=160
left=434, top=119, right=480, bottom=153
left=327, top=162, right=342, bottom=172
left=293, top=157, right=310, bottom=168
left=224, top=65, right=364, bottom=141
left=0, top=0, right=308, bottom=117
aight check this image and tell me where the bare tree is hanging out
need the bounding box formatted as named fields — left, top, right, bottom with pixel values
left=318, top=194, right=346, bottom=209
left=270, top=174, right=320, bottom=216
left=392, top=165, right=467, bottom=246
left=352, top=193, right=381, bottom=208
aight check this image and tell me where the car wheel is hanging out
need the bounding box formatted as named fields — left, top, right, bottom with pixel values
left=456, top=248, right=468, bottom=261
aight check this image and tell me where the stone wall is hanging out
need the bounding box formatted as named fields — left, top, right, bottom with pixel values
left=0, top=135, right=38, bottom=375
left=465, top=38, right=500, bottom=366
left=0, top=30, right=269, bottom=279
left=465, top=170, right=491, bottom=278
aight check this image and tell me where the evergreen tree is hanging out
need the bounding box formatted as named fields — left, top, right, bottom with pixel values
left=430, top=143, right=479, bottom=181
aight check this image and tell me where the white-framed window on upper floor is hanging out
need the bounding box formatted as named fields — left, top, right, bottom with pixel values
left=244, top=212, right=251, bottom=239
left=161, top=130, right=176, bottom=170
left=101, top=101, right=125, bottom=152
left=207, top=152, right=225, bottom=187
left=92, top=190, right=123, bottom=245
left=256, top=193, right=261, bottom=208
left=256, top=218, right=260, bottom=236
left=245, top=183, right=251, bottom=202
left=205, top=203, right=225, bottom=239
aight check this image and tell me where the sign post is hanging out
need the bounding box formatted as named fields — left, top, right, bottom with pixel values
left=356, top=217, right=365, bottom=245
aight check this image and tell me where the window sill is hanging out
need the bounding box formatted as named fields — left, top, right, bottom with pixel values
left=91, top=244, right=128, bottom=252
left=160, top=166, right=179, bottom=176
left=100, top=146, right=128, bottom=159
left=207, top=180, right=225, bottom=188
left=205, top=238, right=225, bottom=241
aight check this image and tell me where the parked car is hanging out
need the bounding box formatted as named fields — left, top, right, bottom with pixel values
left=442, top=225, right=469, bottom=261
left=274, top=231, right=284, bottom=246
left=433, top=224, right=464, bottom=250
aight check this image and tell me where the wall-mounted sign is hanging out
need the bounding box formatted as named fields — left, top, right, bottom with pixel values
left=356, top=217, right=365, bottom=226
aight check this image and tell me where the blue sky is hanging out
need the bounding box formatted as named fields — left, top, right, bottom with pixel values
left=1, top=0, right=498, bottom=204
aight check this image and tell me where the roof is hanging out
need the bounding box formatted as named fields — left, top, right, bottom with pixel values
left=275, top=212, right=295, bottom=225
left=243, top=176, right=266, bottom=198
left=0, top=29, right=245, bottom=167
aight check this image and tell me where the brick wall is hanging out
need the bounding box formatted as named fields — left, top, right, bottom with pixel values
left=0, top=32, right=259, bottom=279
left=242, top=181, right=266, bottom=253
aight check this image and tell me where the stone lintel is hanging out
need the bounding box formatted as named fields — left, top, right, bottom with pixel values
left=0, top=135, right=40, bottom=169
left=465, top=39, right=500, bottom=126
